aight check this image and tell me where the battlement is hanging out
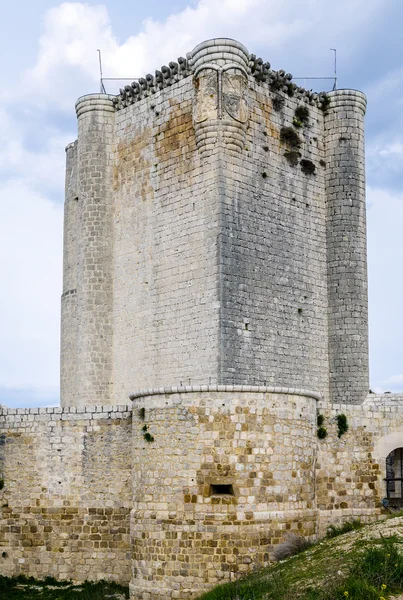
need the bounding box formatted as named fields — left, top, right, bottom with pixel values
left=114, top=38, right=330, bottom=112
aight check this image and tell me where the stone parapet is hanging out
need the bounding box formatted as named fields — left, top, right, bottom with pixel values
left=75, top=94, right=116, bottom=117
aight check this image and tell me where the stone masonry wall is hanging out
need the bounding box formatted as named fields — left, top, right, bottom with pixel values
left=317, top=395, right=403, bottom=535
left=130, top=389, right=318, bottom=599
left=0, top=405, right=132, bottom=583
left=218, top=79, right=329, bottom=395
left=112, top=77, right=221, bottom=399
left=2, top=393, right=403, bottom=596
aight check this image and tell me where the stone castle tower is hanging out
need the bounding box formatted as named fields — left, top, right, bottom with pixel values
left=61, top=38, right=368, bottom=408
left=3, top=38, right=403, bottom=600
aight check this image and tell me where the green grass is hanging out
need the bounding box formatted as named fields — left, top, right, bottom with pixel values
left=197, top=518, right=403, bottom=600
left=326, top=519, right=363, bottom=539
left=0, top=575, right=129, bottom=599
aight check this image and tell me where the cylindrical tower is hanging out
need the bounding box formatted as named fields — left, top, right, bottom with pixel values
left=61, top=141, right=78, bottom=405
left=62, top=94, right=115, bottom=407
left=130, top=387, right=318, bottom=599
left=324, top=90, right=369, bottom=404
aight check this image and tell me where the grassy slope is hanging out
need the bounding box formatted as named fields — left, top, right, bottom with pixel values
left=0, top=576, right=129, bottom=599
left=198, top=516, right=403, bottom=600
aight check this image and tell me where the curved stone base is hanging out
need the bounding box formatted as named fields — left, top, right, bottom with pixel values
left=130, top=389, right=319, bottom=599
left=130, top=508, right=317, bottom=599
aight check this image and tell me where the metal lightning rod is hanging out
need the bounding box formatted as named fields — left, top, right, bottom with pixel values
left=97, top=49, right=106, bottom=93
left=330, top=48, right=337, bottom=90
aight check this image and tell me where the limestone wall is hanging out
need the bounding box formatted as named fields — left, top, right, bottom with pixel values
left=218, top=77, right=329, bottom=394
left=112, top=77, right=221, bottom=399
left=130, top=388, right=318, bottom=599
left=317, top=394, right=403, bottom=534
left=0, top=405, right=132, bottom=583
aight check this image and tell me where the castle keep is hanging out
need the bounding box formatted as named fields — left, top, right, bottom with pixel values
left=1, top=38, right=403, bottom=599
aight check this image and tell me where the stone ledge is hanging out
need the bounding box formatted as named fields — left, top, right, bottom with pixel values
left=129, top=385, right=321, bottom=401
left=0, top=404, right=132, bottom=419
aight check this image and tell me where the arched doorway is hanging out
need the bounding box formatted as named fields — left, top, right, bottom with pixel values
left=385, top=448, right=403, bottom=507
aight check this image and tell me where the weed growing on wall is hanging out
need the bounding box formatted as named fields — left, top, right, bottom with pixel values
left=294, top=106, right=310, bottom=126
left=317, top=427, right=327, bottom=440
left=300, top=159, right=316, bottom=175
left=284, top=151, right=301, bottom=166
left=280, top=127, right=301, bottom=149
left=337, top=414, right=348, bottom=437
left=272, top=95, right=285, bottom=111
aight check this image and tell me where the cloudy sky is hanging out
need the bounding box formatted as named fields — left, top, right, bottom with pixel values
left=1, top=0, right=403, bottom=407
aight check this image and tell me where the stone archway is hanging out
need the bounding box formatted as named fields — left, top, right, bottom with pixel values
left=385, top=448, right=403, bottom=507
left=374, top=432, right=403, bottom=507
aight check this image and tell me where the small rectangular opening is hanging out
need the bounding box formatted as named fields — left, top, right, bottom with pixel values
left=210, top=484, right=234, bottom=496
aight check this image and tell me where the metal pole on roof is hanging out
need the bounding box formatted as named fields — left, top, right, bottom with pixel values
left=97, top=49, right=106, bottom=93
left=330, top=48, right=337, bottom=90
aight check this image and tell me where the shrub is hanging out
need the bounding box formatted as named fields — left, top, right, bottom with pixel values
left=295, top=105, right=310, bottom=125
left=280, top=127, right=301, bottom=149
left=337, top=414, right=348, bottom=437
left=273, top=533, right=312, bottom=561
left=272, top=95, right=285, bottom=111
left=300, top=159, right=316, bottom=175
left=317, top=414, right=324, bottom=427
left=284, top=151, right=301, bottom=166
left=317, top=426, right=327, bottom=440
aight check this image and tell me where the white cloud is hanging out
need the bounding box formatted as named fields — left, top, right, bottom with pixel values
left=18, top=0, right=386, bottom=107
left=0, top=180, right=63, bottom=391
left=386, top=375, right=403, bottom=386
left=367, top=186, right=403, bottom=392
left=369, top=141, right=403, bottom=159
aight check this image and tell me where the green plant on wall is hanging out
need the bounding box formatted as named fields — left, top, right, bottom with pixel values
left=320, top=94, right=331, bottom=112
left=284, top=150, right=301, bottom=166
left=317, top=426, right=327, bottom=440
left=280, top=127, right=301, bottom=149
left=293, top=105, right=310, bottom=128
left=317, top=414, right=327, bottom=439
left=336, top=414, right=348, bottom=437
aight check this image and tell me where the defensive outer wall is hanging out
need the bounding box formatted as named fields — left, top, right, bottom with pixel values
left=1, top=38, right=403, bottom=600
